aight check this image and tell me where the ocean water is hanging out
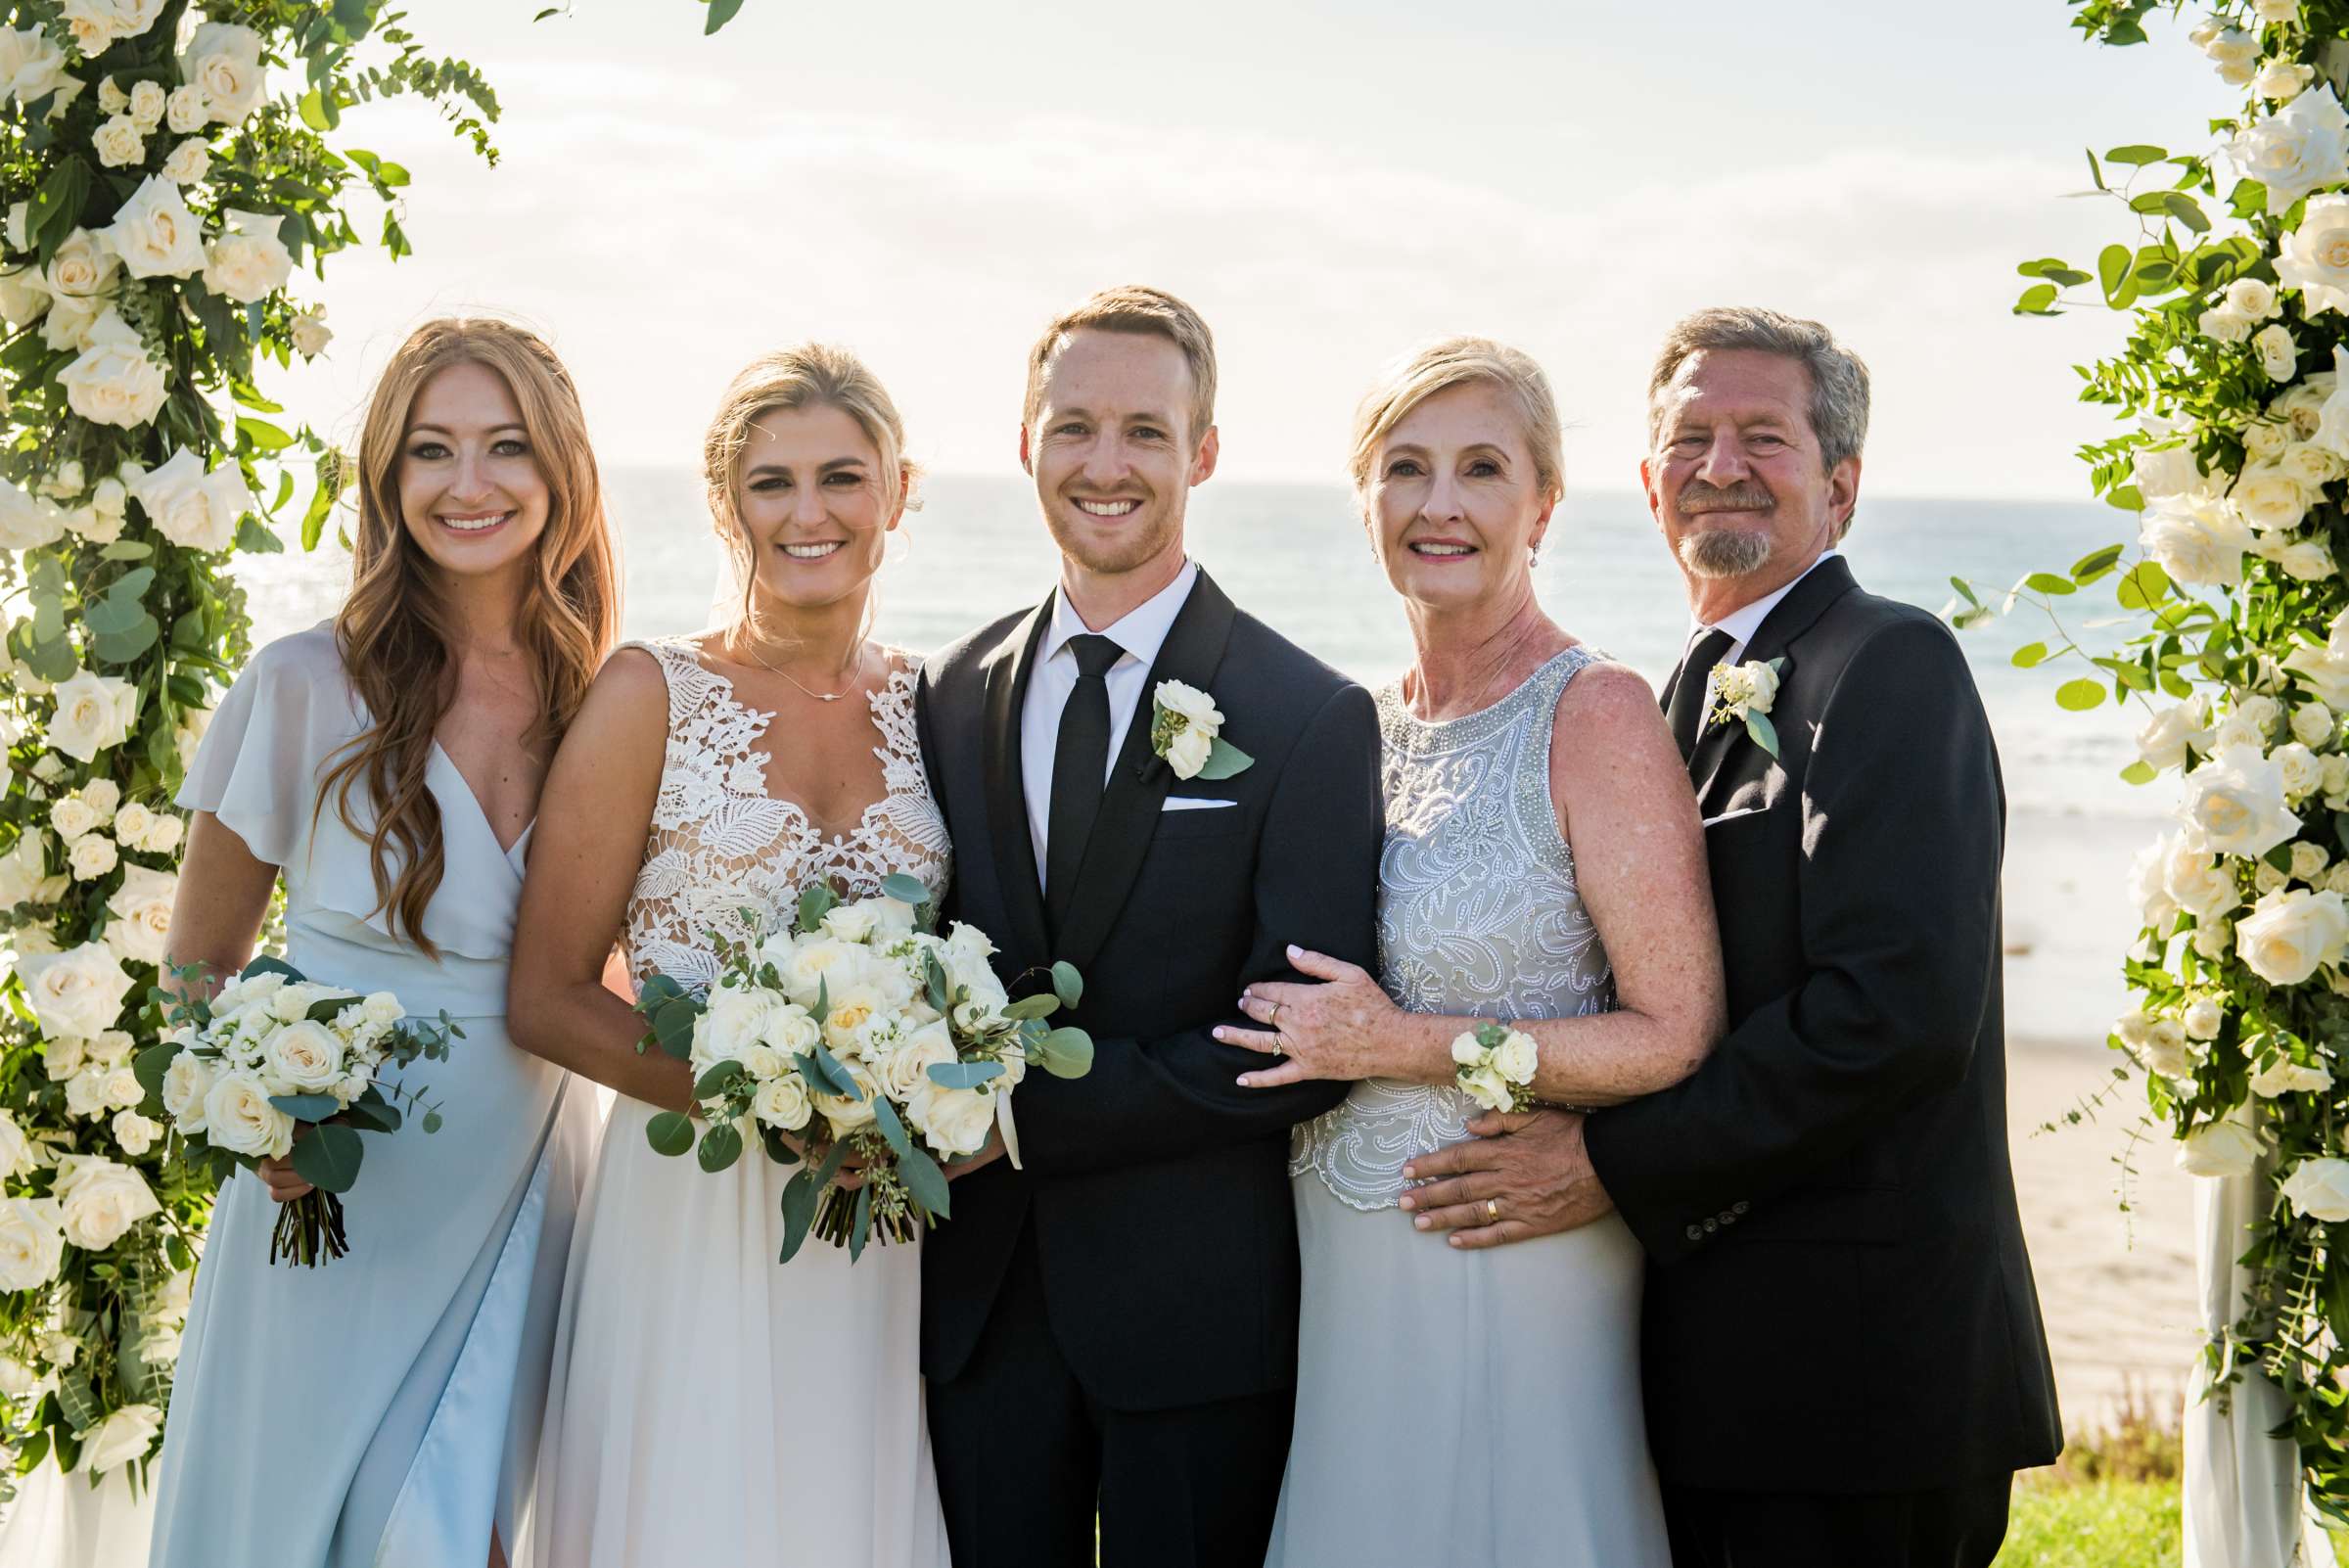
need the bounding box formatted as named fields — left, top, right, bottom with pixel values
left=239, top=473, right=2155, bottom=1041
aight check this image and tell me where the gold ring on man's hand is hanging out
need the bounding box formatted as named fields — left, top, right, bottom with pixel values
left=1486, top=1198, right=1500, bottom=1224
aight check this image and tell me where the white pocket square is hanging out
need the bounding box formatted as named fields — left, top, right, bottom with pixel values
left=1162, top=797, right=1238, bottom=812
left=1702, top=807, right=1767, bottom=828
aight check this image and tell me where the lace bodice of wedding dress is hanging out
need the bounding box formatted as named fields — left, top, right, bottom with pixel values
left=620, top=637, right=952, bottom=990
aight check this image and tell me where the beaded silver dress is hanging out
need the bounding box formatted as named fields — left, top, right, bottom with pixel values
left=1267, top=647, right=1669, bottom=1568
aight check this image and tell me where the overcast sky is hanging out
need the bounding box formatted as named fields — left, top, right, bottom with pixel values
left=261, top=0, right=2234, bottom=499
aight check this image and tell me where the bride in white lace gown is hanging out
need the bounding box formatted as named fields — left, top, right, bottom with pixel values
left=506, top=347, right=952, bottom=1567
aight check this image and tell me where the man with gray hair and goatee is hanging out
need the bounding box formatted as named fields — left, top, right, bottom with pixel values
left=1404, top=306, right=2061, bottom=1567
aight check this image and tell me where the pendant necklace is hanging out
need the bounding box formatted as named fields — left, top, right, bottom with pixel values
left=742, top=636, right=865, bottom=703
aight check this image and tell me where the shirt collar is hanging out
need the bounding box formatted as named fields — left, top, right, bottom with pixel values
left=1044, top=559, right=1200, bottom=670
left=1691, top=548, right=1839, bottom=649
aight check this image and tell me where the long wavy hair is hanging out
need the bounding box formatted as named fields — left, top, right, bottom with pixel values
left=316, top=318, right=622, bottom=952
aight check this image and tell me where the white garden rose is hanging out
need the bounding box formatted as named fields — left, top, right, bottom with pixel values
left=163, top=82, right=203, bottom=133
left=2180, top=745, right=2301, bottom=858
left=51, top=1153, right=159, bottom=1250
left=159, top=1050, right=214, bottom=1132
left=2257, top=323, right=2301, bottom=383
left=2281, top=1158, right=2349, bottom=1222
left=2163, top=838, right=2239, bottom=919
left=2236, top=887, right=2349, bottom=986
left=1155, top=679, right=1222, bottom=731
left=820, top=983, right=888, bottom=1057
left=0, top=262, right=49, bottom=328
left=44, top=227, right=117, bottom=307
left=2229, top=277, right=2281, bottom=319
left=2245, top=421, right=2293, bottom=464
left=2295, top=842, right=2333, bottom=882
left=2286, top=441, right=2347, bottom=486
left=2290, top=539, right=2348, bottom=581
left=782, top=938, right=869, bottom=1006
left=66, top=831, right=115, bottom=882
left=1493, top=1028, right=1540, bottom=1084
left=2252, top=1056, right=2336, bottom=1097
left=16, top=942, right=132, bottom=1038
left=102, top=173, right=204, bottom=278
left=112, top=801, right=153, bottom=845
left=2141, top=491, right=2254, bottom=586
left=912, top=1083, right=995, bottom=1158
left=0, top=831, right=65, bottom=910
left=821, top=902, right=880, bottom=942
left=2288, top=614, right=2349, bottom=705
left=129, top=445, right=252, bottom=552
left=2134, top=438, right=2213, bottom=499
left=874, top=1018, right=957, bottom=1104
left=160, top=137, right=209, bottom=186
left=0, top=1109, right=33, bottom=1178
left=2229, top=86, right=2349, bottom=215
left=2275, top=740, right=2324, bottom=799
left=109, top=1110, right=157, bottom=1158
left=77, top=1403, right=161, bottom=1476
left=61, top=0, right=164, bottom=53
left=2254, top=0, right=2303, bottom=21
left=2199, top=305, right=2256, bottom=344
left=2184, top=996, right=2225, bottom=1041
left=41, top=290, right=102, bottom=351
left=692, top=984, right=787, bottom=1066
left=2142, top=1018, right=2192, bottom=1079
left=260, top=1019, right=345, bottom=1095
left=126, top=77, right=162, bottom=130
left=181, top=23, right=265, bottom=125
left=2195, top=919, right=2235, bottom=959
left=2283, top=194, right=2349, bottom=316
left=78, top=779, right=118, bottom=820
left=759, top=1002, right=821, bottom=1055
left=0, top=478, right=67, bottom=551
left=290, top=307, right=331, bottom=357
left=2258, top=859, right=2291, bottom=895
left=2233, top=463, right=2311, bottom=530
left=0, top=1197, right=64, bottom=1291
left=0, top=1354, right=36, bottom=1399
left=140, top=812, right=182, bottom=854
left=813, top=1063, right=879, bottom=1134
left=58, top=307, right=164, bottom=428
left=47, top=795, right=97, bottom=841
left=2138, top=697, right=2213, bottom=770
left=2178, top=1118, right=2269, bottom=1177
left=750, top=1072, right=811, bottom=1131
left=46, top=668, right=139, bottom=761
left=0, top=26, right=69, bottom=109
left=2258, top=59, right=2317, bottom=104
left=201, top=1071, right=293, bottom=1158
left=1165, top=725, right=1213, bottom=778
left=2207, top=28, right=2262, bottom=85
left=2134, top=836, right=2182, bottom=931
left=201, top=208, right=292, bottom=303
left=103, top=1065, right=141, bottom=1109
left=91, top=113, right=142, bottom=169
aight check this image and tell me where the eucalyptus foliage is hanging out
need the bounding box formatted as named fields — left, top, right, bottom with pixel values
left=1986, top=0, right=2349, bottom=1517
left=0, top=0, right=496, bottom=1494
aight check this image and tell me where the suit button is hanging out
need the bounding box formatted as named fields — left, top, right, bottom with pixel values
left=1685, top=1223, right=1704, bottom=1242
left=1702, top=1218, right=1719, bottom=1233
left=1732, top=1200, right=1750, bottom=1215
left=1720, top=1212, right=1736, bottom=1226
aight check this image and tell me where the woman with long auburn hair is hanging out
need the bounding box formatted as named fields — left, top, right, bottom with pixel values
left=148, top=317, right=619, bottom=1568
left=511, top=344, right=952, bottom=1566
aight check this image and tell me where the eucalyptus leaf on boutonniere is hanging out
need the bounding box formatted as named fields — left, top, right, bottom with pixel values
left=1152, top=680, right=1253, bottom=781
left=1706, top=658, right=1786, bottom=760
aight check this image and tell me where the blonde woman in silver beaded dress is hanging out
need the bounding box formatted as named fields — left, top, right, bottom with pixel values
left=506, top=346, right=952, bottom=1567
left=1224, top=340, right=1726, bottom=1568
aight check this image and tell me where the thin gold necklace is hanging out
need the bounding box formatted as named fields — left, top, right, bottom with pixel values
left=738, top=635, right=866, bottom=703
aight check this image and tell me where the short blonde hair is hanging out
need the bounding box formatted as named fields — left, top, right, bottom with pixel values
left=1022, top=285, right=1217, bottom=448
left=1348, top=336, right=1565, bottom=506
left=703, top=343, right=920, bottom=629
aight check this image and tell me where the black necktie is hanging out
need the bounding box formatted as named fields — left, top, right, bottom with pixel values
left=1046, top=633, right=1125, bottom=926
left=1666, top=627, right=1734, bottom=762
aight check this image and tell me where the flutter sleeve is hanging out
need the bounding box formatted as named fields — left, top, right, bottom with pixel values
left=173, top=625, right=354, bottom=868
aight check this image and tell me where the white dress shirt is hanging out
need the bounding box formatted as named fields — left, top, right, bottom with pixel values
left=1689, top=549, right=1839, bottom=667
left=1021, top=560, right=1200, bottom=884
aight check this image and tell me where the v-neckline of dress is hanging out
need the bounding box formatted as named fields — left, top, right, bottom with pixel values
left=683, top=646, right=906, bottom=850
left=429, top=739, right=534, bottom=868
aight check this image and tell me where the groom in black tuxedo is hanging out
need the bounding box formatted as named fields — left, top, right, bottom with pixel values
left=913, top=286, right=1382, bottom=1568
left=1405, top=308, right=2060, bottom=1567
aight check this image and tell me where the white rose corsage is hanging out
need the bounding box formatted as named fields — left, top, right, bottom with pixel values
left=1707, top=657, right=1786, bottom=759
left=1450, top=1021, right=1539, bottom=1113
left=1151, top=680, right=1253, bottom=781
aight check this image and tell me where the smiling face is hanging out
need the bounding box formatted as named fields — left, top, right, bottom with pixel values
left=1642, top=346, right=1856, bottom=587
left=396, top=360, right=552, bottom=582
left=734, top=400, right=900, bottom=615
left=1023, top=327, right=1217, bottom=586
left=1367, top=379, right=1553, bottom=614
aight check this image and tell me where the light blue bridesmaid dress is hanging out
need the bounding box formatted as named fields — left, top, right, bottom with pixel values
left=148, top=625, right=599, bottom=1568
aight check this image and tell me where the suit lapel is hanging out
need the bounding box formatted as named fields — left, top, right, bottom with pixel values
left=980, top=601, right=1054, bottom=974
left=1051, top=571, right=1239, bottom=973
left=1688, top=554, right=1859, bottom=802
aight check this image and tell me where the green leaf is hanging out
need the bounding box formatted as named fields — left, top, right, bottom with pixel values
left=1195, top=737, right=1254, bottom=780
left=898, top=1142, right=949, bottom=1219
left=1001, top=992, right=1058, bottom=1021
left=697, top=1122, right=744, bottom=1173
left=923, top=949, right=952, bottom=1015
left=2162, top=192, right=2209, bottom=234
left=1948, top=576, right=1982, bottom=608
left=2071, top=544, right=2125, bottom=583
left=266, top=1092, right=342, bottom=1123
left=2055, top=678, right=2108, bottom=713
left=99, top=540, right=152, bottom=561
left=291, top=1123, right=365, bottom=1193
left=2013, top=283, right=2058, bottom=315
left=926, top=1060, right=1007, bottom=1089
left=869, top=1091, right=914, bottom=1162
left=876, top=872, right=927, bottom=906
left=1743, top=711, right=1780, bottom=760
left=1034, top=1027, right=1095, bottom=1079
left=2230, top=179, right=2269, bottom=220
left=693, top=1059, right=748, bottom=1100
left=2086, top=149, right=2107, bottom=192
left=2116, top=562, right=2172, bottom=612
left=2098, top=243, right=2134, bottom=304
left=2120, top=760, right=2158, bottom=786
left=644, top=1110, right=695, bottom=1157
left=778, top=1169, right=821, bottom=1263
left=341, top=1090, right=400, bottom=1133
left=2105, top=144, right=2166, bottom=165
left=796, top=881, right=837, bottom=935
left=235, top=517, right=283, bottom=554
left=848, top=1182, right=873, bottom=1261
left=652, top=995, right=700, bottom=1060
left=2011, top=642, right=2052, bottom=669
left=1050, top=961, right=1082, bottom=1009
left=131, top=1041, right=178, bottom=1113
left=2023, top=572, right=2077, bottom=597
left=705, top=0, right=748, bottom=32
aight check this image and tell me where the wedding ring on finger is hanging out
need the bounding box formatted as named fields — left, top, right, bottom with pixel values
left=1268, top=999, right=1283, bottom=1027
left=1486, top=1198, right=1500, bottom=1224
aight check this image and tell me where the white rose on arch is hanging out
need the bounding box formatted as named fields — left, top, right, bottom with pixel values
left=2256, top=323, right=2301, bottom=384
left=2281, top=1158, right=2349, bottom=1222
left=15, top=941, right=134, bottom=1039
left=2141, top=491, right=2255, bottom=586
left=2163, top=837, right=2240, bottom=919
left=2179, top=744, right=2301, bottom=860
left=2280, top=194, right=2349, bottom=315
left=181, top=22, right=266, bottom=126
left=46, top=667, right=139, bottom=761
left=2236, top=887, right=2349, bottom=986
left=102, top=173, right=205, bottom=279
left=76, top=1403, right=161, bottom=1476
left=201, top=208, right=292, bottom=304
left=2178, top=1117, right=2270, bottom=1178
left=2137, top=696, right=2213, bottom=771
left=2130, top=836, right=2182, bottom=928
left=130, top=445, right=252, bottom=552
left=50, top=1152, right=160, bottom=1251
left=2232, top=463, right=2312, bottom=530
left=2282, top=539, right=2339, bottom=581
left=2257, top=59, right=2317, bottom=105
left=2251, top=1056, right=2336, bottom=1097
left=0, top=1196, right=65, bottom=1292
left=2228, top=85, right=2349, bottom=216
left=0, top=26, right=72, bottom=112
left=59, top=306, right=164, bottom=429
left=102, top=862, right=176, bottom=967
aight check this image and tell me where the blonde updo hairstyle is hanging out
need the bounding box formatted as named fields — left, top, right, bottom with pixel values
left=1348, top=336, right=1566, bottom=527
left=702, top=343, right=921, bottom=639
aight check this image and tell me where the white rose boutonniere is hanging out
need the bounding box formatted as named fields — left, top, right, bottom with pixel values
left=1706, top=657, right=1787, bottom=759
left=1150, top=679, right=1253, bottom=781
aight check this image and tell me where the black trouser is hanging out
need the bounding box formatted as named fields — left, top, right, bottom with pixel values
left=1663, top=1476, right=2013, bottom=1568
left=926, top=1222, right=1295, bottom=1568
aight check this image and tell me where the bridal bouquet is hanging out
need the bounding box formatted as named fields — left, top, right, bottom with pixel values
left=134, top=959, right=459, bottom=1267
left=633, top=874, right=1093, bottom=1262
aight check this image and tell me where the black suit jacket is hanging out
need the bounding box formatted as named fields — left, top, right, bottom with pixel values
left=914, top=569, right=1383, bottom=1411
left=1583, top=556, right=2062, bottom=1494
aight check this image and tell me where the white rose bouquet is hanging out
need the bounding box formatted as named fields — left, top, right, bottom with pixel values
left=135, top=957, right=459, bottom=1266
left=1450, top=1021, right=1541, bottom=1113
left=633, top=874, right=1094, bottom=1263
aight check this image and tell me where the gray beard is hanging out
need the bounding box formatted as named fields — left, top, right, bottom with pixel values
left=1679, top=528, right=1773, bottom=578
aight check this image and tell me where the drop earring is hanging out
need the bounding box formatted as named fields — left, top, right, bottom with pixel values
left=1529, top=540, right=1543, bottom=569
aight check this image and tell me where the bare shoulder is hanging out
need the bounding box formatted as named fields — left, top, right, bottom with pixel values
left=1548, top=658, right=1692, bottom=825
left=1552, top=659, right=1670, bottom=753
left=563, top=645, right=669, bottom=758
